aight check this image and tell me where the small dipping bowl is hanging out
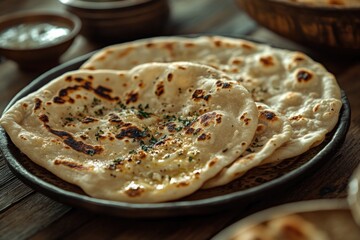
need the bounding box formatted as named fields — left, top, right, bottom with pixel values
left=0, top=12, right=81, bottom=71
left=58, top=0, right=170, bottom=44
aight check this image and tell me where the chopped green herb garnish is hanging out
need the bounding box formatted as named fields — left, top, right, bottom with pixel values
left=94, top=107, right=106, bottom=116
left=87, top=149, right=96, bottom=156
left=113, top=157, right=124, bottom=164
left=178, top=117, right=192, bottom=127
left=117, top=101, right=127, bottom=109
left=91, top=97, right=101, bottom=107
left=138, top=109, right=151, bottom=118
left=95, top=129, right=105, bottom=141
left=149, top=136, right=158, bottom=145
left=129, top=149, right=137, bottom=154
left=141, top=145, right=150, bottom=151
left=175, top=126, right=183, bottom=132
left=138, top=134, right=168, bottom=152
left=164, top=115, right=176, bottom=122
left=65, top=117, right=74, bottom=122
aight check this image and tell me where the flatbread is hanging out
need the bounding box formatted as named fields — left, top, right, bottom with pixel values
left=81, top=35, right=342, bottom=164
left=203, top=103, right=292, bottom=188
left=230, top=214, right=330, bottom=240
left=0, top=62, right=258, bottom=202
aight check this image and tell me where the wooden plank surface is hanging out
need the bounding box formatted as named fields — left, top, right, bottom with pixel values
left=0, top=0, right=359, bottom=239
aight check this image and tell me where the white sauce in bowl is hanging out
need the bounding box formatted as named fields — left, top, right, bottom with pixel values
left=0, top=23, right=71, bottom=49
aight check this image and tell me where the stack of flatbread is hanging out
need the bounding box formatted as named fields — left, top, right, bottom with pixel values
left=0, top=36, right=342, bottom=202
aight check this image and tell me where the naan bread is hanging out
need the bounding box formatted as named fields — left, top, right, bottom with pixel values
left=203, top=103, right=292, bottom=188
left=81, top=35, right=342, bottom=164
left=230, top=214, right=330, bottom=240
left=0, top=62, right=258, bottom=202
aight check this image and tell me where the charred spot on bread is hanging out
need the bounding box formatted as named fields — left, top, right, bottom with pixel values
left=296, top=70, right=313, bottom=82
left=260, top=56, right=274, bottom=67
left=116, top=126, right=148, bottom=140
left=54, top=159, right=90, bottom=171
left=34, top=98, right=42, bottom=111
left=125, top=186, right=144, bottom=197
left=155, top=81, right=165, bottom=96
left=260, top=110, right=278, bottom=121
left=126, top=91, right=139, bottom=104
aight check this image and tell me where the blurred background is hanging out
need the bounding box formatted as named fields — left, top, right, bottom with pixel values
left=0, top=0, right=358, bottom=110
left=0, top=0, right=261, bottom=111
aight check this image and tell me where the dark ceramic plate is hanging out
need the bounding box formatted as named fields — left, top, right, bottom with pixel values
left=0, top=51, right=351, bottom=218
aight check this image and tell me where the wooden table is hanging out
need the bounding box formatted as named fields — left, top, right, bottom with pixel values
left=1, top=0, right=359, bottom=239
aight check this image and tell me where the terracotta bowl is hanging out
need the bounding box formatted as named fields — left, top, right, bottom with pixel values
left=0, top=12, right=81, bottom=71
left=58, top=0, right=170, bottom=44
left=235, top=0, right=360, bottom=55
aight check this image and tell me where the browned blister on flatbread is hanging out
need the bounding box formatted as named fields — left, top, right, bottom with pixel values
left=0, top=62, right=258, bottom=202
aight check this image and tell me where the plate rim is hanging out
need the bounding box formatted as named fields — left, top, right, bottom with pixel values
left=0, top=44, right=352, bottom=218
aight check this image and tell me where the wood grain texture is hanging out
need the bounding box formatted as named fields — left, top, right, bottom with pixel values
left=0, top=0, right=359, bottom=239
left=0, top=178, right=33, bottom=212
left=0, top=159, right=16, bottom=186
left=0, top=193, right=70, bottom=239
